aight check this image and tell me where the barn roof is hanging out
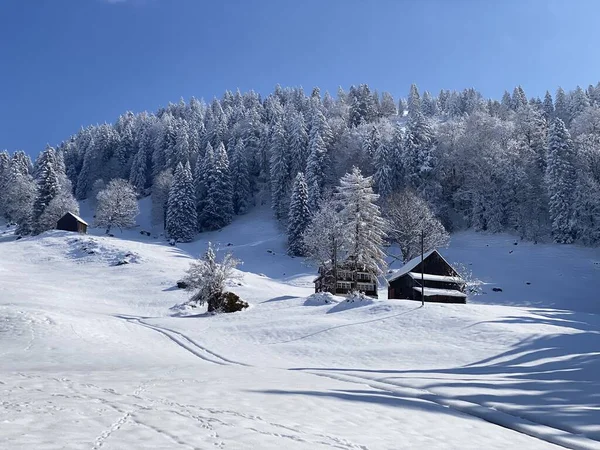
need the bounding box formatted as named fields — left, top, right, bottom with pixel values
left=408, top=272, right=465, bottom=284
left=62, top=212, right=88, bottom=226
left=386, top=249, right=438, bottom=282
left=412, top=287, right=467, bottom=298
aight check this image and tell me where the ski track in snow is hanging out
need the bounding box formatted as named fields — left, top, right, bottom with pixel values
left=115, top=315, right=250, bottom=366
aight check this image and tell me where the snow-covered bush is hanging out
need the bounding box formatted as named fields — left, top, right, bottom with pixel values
left=304, top=292, right=339, bottom=306
left=181, top=242, right=243, bottom=313
left=453, top=262, right=483, bottom=296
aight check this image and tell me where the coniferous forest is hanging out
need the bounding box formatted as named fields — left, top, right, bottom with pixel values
left=2, top=82, right=600, bottom=248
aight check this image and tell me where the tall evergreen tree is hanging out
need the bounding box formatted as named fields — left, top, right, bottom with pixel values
left=306, top=129, right=327, bottom=211
left=374, top=140, right=394, bottom=198
left=543, top=91, right=555, bottom=120
left=202, top=142, right=233, bottom=230
left=166, top=162, right=197, bottom=242
left=408, top=84, right=421, bottom=119
left=269, top=120, right=290, bottom=220
left=336, top=167, right=387, bottom=283
left=546, top=119, right=578, bottom=243
left=231, top=138, right=251, bottom=214
left=33, top=146, right=61, bottom=233
left=287, top=172, right=311, bottom=256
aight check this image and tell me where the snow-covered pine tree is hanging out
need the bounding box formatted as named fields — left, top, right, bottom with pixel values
left=95, top=179, right=139, bottom=234
left=554, top=87, right=570, bottom=125
left=151, top=169, right=173, bottom=229
left=407, top=84, right=421, bottom=119
left=231, top=138, right=251, bottom=215
left=546, top=118, right=578, bottom=243
left=543, top=91, right=555, bottom=120
left=380, top=92, right=397, bottom=117
left=306, top=129, right=327, bottom=212
left=269, top=119, right=290, bottom=220
left=166, top=162, right=197, bottom=242
left=373, top=139, right=394, bottom=198
left=129, top=145, right=150, bottom=193
left=195, top=142, right=213, bottom=229
left=202, top=142, right=233, bottom=230
left=512, top=85, right=528, bottom=111
left=288, top=112, right=309, bottom=177
left=362, top=125, right=380, bottom=159
left=33, top=146, right=61, bottom=234
left=403, top=111, right=434, bottom=189
left=422, top=91, right=438, bottom=117
left=287, top=172, right=311, bottom=256
left=335, top=167, right=387, bottom=282
left=5, top=164, right=36, bottom=235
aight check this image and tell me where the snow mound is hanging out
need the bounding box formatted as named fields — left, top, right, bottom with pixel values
left=304, top=292, right=340, bottom=306
left=327, top=293, right=375, bottom=313
left=66, top=235, right=141, bottom=266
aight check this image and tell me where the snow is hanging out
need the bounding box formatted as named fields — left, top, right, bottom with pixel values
left=408, top=272, right=465, bottom=283
left=412, top=286, right=468, bottom=298
left=1, top=203, right=600, bottom=449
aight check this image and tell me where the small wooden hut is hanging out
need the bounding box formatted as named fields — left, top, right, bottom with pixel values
left=56, top=212, right=88, bottom=234
left=387, top=249, right=466, bottom=303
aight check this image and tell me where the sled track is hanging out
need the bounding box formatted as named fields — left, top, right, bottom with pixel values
left=308, top=371, right=600, bottom=450
left=115, top=315, right=249, bottom=367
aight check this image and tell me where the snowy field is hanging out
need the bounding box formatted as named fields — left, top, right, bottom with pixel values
left=1, top=204, right=600, bottom=449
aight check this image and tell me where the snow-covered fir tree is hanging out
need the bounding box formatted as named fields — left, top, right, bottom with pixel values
left=202, top=142, right=233, bottom=230
left=269, top=119, right=290, bottom=220
left=546, top=119, right=578, bottom=243
left=287, top=172, right=311, bottom=256
left=166, top=162, right=197, bottom=242
left=335, top=167, right=387, bottom=281
left=230, top=138, right=251, bottom=215
left=32, top=146, right=61, bottom=234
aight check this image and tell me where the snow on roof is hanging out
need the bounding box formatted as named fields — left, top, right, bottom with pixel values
left=408, top=272, right=465, bottom=284
left=412, top=287, right=467, bottom=298
left=386, top=249, right=437, bottom=282
left=64, top=212, right=88, bottom=226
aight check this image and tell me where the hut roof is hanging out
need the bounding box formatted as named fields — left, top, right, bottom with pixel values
left=408, top=272, right=465, bottom=284
left=62, top=212, right=88, bottom=226
left=412, top=287, right=467, bottom=298
left=386, top=249, right=439, bottom=282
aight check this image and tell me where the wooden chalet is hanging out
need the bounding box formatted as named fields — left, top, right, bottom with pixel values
left=56, top=212, right=88, bottom=234
left=387, top=249, right=466, bottom=304
left=314, top=260, right=378, bottom=298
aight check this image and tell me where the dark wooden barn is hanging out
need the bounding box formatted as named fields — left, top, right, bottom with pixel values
left=56, top=212, right=88, bottom=234
left=387, top=249, right=467, bottom=304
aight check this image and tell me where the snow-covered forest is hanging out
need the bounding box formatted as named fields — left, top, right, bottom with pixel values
left=2, top=82, right=600, bottom=246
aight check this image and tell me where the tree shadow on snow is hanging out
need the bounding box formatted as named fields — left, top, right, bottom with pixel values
left=291, top=310, right=600, bottom=440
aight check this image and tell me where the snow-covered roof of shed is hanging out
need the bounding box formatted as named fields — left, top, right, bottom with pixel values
left=386, top=249, right=437, bottom=282
left=408, top=272, right=465, bottom=284
left=63, top=212, right=88, bottom=226
left=412, top=287, right=467, bottom=298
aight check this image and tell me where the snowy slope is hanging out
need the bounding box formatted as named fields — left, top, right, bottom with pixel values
left=1, top=206, right=600, bottom=449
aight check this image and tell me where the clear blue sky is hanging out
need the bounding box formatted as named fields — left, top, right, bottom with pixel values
left=1, top=0, right=599, bottom=155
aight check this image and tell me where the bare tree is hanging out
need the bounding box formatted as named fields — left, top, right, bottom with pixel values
left=95, top=179, right=139, bottom=234
left=385, top=189, right=449, bottom=263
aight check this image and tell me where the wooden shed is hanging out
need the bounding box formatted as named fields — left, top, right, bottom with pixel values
left=56, top=212, right=88, bottom=234
left=387, top=249, right=466, bottom=304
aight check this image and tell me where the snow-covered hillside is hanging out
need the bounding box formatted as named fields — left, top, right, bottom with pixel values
left=1, top=207, right=600, bottom=449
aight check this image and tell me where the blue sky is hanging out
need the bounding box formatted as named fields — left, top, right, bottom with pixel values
left=1, top=0, right=599, bottom=155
